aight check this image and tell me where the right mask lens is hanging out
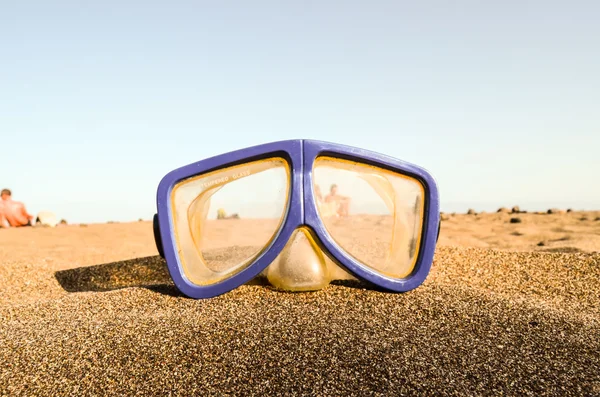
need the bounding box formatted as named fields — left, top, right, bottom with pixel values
left=312, top=156, right=426, bottom=279
left=170, top=157, right=290, bottom=286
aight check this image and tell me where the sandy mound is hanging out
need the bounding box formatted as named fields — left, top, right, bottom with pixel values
left=0, top=215, right=599, bottom=395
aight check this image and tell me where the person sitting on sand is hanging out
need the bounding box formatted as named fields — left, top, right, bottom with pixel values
left=0, top=189, right=34, bottom=228
left=324, top=184, right=351, bottom=217
left=314, top=185, right=337, bottom=218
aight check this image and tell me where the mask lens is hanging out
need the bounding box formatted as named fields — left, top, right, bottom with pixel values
left=170, top=157, right=290, bottom=285
left=313, top=156, right=425, bottom=279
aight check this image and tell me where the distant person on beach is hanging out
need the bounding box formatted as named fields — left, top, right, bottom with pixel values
left=314, top=184, right=336, bottom=217
left=324, top=184, right=351, bottom=217
left=0, top=189, right=34, bottom=228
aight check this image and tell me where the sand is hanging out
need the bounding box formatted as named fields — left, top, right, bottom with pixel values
left=1, top=212, right=599, bottom=396
left=439, top=210, right=600, bottom=253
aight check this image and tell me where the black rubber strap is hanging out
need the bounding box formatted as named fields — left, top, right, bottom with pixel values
left=153, top=213, right=165, bottom=258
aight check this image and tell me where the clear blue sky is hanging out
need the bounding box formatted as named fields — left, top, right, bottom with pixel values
left=1, top=1, right=598, bottom=223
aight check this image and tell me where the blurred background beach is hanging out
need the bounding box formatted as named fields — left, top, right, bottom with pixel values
left=1, top=2, right=598, bottom=224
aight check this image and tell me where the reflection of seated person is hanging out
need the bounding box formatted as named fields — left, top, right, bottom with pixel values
left=314, top=185, right=337, bottom=218
left=0, top=189, right=34, bottom=228
left=314, top=184, right=350, bottom=218
left=325, top=184, right=350, bottom=217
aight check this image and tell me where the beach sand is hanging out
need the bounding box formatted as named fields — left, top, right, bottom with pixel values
left=1, top=211, right=599, bottom=395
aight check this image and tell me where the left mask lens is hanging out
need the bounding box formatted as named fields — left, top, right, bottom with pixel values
left=170, top=157, right=290, bottom=285
left=312, top=156, right=426, bottom=279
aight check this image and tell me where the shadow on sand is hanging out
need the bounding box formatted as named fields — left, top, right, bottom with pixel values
left=54, top=256, right=183, bottom=296
left=54, top=256, right=379, bottom=297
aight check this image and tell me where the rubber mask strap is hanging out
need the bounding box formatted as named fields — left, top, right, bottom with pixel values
left=187, top=185, right=223, bottom=266
left=153, top=213, right=165, bottom=258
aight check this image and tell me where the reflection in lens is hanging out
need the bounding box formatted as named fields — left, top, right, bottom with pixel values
left=170, top=158, right=290, bottom=285
left=312, top=157, right=425, bottom=278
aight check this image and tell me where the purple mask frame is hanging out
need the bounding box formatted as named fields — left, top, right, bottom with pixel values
left=154, top=139, right=440, bottom=299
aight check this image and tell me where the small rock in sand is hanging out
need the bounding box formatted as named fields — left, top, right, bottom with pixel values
left=511, top=206, right=521, bottom=214
left=510, top=217, right=522, bottom=224
left=467, top=209, right=477, bottom=215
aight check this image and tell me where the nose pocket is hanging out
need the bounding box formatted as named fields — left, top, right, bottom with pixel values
left=266, top=227, right=331, bottom=292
